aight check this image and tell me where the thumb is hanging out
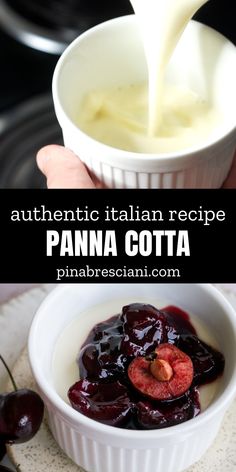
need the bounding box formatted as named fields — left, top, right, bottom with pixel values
left=37, top=145, right=96, bottom=189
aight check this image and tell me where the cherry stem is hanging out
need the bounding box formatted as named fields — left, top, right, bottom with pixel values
left=0, top=355, right=17, bottom=392
left=145, top=352, right=157, bottom=362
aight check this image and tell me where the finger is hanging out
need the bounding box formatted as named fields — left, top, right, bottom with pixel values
left=37, top=145, right=96, bottom=189
left=222, top=153, right=236, bottom=188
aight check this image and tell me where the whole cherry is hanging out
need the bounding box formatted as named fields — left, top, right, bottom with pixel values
left=0, top=355, right=44, bottom=444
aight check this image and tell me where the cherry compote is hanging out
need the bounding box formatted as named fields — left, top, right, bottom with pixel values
left=69, top=303, right=225, bottom=429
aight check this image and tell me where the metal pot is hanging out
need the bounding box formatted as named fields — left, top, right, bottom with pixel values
left=0, top=0, right=133, bottom=54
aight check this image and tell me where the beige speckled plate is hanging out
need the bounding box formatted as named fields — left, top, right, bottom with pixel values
left=7, top=348, right=236, bottom=472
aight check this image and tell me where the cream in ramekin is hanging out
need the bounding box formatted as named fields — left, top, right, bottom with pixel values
left=52, top=16, right=236, bottom=188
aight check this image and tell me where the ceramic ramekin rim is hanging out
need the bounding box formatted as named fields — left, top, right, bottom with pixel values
left=28, top=284, right=236, bottom=442
left=52, top=15, right=236, bottom=167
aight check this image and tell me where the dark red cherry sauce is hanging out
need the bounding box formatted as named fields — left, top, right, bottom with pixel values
left=68, top=303, right=225, bottom=429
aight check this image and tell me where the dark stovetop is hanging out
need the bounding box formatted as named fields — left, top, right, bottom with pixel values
left=6, top=0, right=133, bottom=34
left=0, top=29, right=60, bottom=188
left=0, top=29, right=58, bottom=113
left=0, top=94, right=63, bottom=188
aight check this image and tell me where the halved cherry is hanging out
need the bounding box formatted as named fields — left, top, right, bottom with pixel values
left=128, top=344, right=194, bottom=401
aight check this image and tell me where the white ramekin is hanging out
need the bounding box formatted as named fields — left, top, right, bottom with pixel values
left=28, top=284, right=236, bottom=472
left=52, top=16, right=236, bottom=189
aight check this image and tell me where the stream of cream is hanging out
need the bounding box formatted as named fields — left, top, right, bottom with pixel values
left=129, top=0, right=209, bottom=135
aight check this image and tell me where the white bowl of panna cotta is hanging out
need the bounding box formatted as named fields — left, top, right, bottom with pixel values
left=52, top=15, right=236, bottom=189
left=28, top=284, right=236, bottom=472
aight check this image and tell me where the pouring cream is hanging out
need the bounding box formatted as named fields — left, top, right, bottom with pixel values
left=129, top=0, right=209, bottom=135
left=76, top=0, right=221, bottom=154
